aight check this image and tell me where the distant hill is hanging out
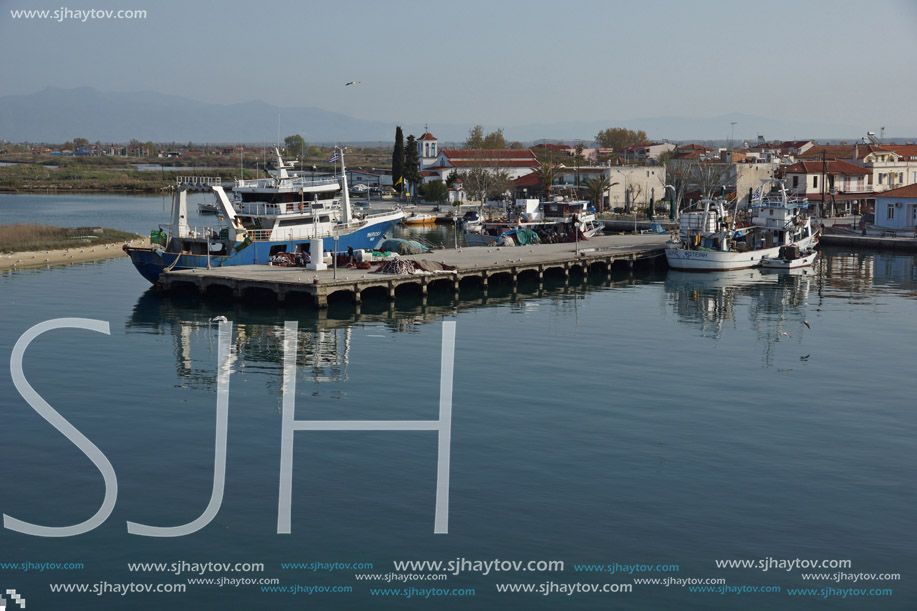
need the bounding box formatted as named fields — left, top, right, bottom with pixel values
left=0, top=87, right=909, bottom=144
left=0, top=87, right=399, bottom=144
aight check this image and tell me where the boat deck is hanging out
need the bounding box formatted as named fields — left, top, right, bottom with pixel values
left=157, top=234, right=668, bottom=307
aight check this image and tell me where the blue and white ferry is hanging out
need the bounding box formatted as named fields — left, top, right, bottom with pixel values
left=125, top=148, right=403, bottom=283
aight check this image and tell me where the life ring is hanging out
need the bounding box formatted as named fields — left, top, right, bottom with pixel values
left=298, top=202, right=304, bottom=212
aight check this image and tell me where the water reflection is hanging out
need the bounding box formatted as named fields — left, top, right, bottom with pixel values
left=125, top=269, right=665, bottom=391
left=666, top=268, right=814, bottom=335
left=822, top=249, right=917, bottom=300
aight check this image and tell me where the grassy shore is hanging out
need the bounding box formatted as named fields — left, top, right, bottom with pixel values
left=0, top=148, right=394, bottom=193
left=0, top=223, right=140, bottom=253
left=0, top=164, right=249, bottom=193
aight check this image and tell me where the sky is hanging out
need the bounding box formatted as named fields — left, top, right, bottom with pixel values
left=1, top=0, right=916, bottom=140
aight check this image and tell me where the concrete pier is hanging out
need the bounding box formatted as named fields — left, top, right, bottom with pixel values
left=156, top=234, right=668, bottom=308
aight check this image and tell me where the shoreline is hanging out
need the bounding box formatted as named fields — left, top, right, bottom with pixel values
left=0, top=238, right=150, bottom=271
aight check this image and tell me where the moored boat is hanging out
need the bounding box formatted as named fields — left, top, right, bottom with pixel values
left=760, top=245, right=818, bottom=270
left=464, top=198, right=602, bottom=246
left=665, top=178, right=818, bottom=272
left=402, top=212, right=437, bottom=225
left=124, top=148, right=404, bottom=283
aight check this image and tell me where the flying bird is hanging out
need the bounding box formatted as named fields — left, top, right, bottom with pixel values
left=779, top=331, right=791, bottom=338
left=345, top=81, right=360, bottom=86
left=803, top=320, right=811, bottom=329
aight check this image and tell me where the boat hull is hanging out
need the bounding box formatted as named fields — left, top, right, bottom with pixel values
left=126, top=216, right=401, bottom=283
left=760, top=251, right=818, bottom=270
left=402, top=214, right=437, bottom=225
left=665, top=235, right=818, bottom=272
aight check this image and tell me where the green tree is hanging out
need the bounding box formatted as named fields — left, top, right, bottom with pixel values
left=464, top=167, right=511, bottom=203
left=73, top=137, right=89, bottom=147
left=582, top=176, right=618, bottom=213
left=594, top=127, right=649, bottom=155
left=482, top=128, right=506, bottom=149
left=424, top=180, right=449, bottom=205
left=464, top=125, right=485, bottom=148
left=404, top=134, right=421, bottom=194
left=392, top=126, right=404, bottom=193
left=534, top=160, right=561, bottom=201
left=465, top=125, right=508, bottom=149
left=284, top=134, right=306, bottom=158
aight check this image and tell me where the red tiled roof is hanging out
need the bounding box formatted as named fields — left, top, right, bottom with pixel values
left=441, top=148, right=538, bottom=160
left=449, top=159, right=539, bottom=168
left=881, top=144, right=917, bottom=159
left=783, top=160, right=870, bottom=175
left=875, top=184, right=917, bottom=198
left=418, top=132, right=437, bottom=141
left=778, top=140, right=812, bottom=149
left=532, top=143, right=570, bottom=151
left=798, top=144, right=892, bottom=160
left=512, top=173, right=544, bottom=187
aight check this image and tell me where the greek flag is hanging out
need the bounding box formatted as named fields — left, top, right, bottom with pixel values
left=752, top=186, right=762, bottom=201
left=328, top=151, right=339, bottom=163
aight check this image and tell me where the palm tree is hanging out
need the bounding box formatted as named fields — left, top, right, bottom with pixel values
left=581, top=176, right=618, bottom=213
left=534, top=161, right=560, bottom=201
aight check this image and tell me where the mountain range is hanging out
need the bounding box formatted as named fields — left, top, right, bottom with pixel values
left=0, top=87, right=907, bottom=145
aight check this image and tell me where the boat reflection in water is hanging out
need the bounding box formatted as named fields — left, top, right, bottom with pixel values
left=663, top=264, right=818, bottom=368
left=127, top=291, right=362, bottom=396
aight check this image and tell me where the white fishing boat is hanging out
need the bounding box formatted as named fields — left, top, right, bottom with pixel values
left=464, top=198, right=602, bottom=246
left=665, top=178, right=818, bottom=272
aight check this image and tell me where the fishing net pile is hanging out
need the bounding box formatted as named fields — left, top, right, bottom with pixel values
left=378, top=239, right=430, bottom=255
left=374, top=259, right=456, bottom=275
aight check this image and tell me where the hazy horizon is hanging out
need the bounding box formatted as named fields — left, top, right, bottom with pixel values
left=2, top=0, right=916, bottom=143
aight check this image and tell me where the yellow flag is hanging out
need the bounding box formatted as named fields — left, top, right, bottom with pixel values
left=394, top=176, right=403, bottom=186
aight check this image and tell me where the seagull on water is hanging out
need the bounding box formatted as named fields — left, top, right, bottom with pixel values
left=345, top=81, right=360, bottom=86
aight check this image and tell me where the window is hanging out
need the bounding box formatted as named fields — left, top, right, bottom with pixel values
left=813, top=175, right=818, bottom=189
left=887, top=204, right=894, bottom=220
left=792, top=176, right=799, bottom=188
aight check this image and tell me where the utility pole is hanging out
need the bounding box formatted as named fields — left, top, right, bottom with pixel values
left=820, top=150, right=826, bottom=221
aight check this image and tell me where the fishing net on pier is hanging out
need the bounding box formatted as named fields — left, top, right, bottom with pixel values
left=374, top=259, right=456, bottom=275
left=378, top=238, right=430, bottom=255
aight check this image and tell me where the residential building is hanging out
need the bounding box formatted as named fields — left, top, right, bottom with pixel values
left=874, top=184, right=917, bottom=230
left=619, top=142, right=676, bottom=163
left=799, top=143, right=917, bottom=194
left=781, top=160, right=871, bottom=215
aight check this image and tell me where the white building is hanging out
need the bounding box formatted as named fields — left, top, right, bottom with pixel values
left=424, top=148, right=540, bottom=183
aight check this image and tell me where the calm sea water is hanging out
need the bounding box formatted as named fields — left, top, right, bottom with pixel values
left=0, top=195, right=915, bottom=610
